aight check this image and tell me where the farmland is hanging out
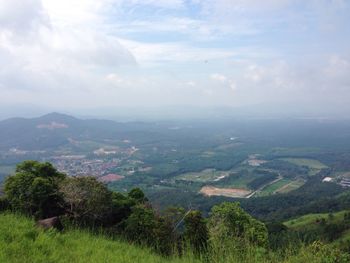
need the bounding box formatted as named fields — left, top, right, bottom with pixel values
left=1, top=114, right=350, bottom=210
left=176, top=169, right=230, bottom=183
left=280, top=158, right=328, bottom=175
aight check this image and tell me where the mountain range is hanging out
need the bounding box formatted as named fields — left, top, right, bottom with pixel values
left=0, top=112, right=155, bottom=151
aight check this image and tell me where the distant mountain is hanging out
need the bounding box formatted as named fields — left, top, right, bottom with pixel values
left=0, top=113, right=156, bottom=151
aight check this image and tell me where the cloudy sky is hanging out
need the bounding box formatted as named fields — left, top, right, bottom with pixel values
left=0, top=0, right=349, bottom=117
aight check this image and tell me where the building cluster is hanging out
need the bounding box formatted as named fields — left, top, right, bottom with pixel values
left=49, top=156, right=120, bottom=177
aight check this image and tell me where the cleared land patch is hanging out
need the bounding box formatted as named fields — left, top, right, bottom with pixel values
left=200, top=186, right=251, bottom=198
left=98, top=173, right=125, bottom=183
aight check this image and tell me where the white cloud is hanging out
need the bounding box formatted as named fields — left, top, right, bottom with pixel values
left=127, top=0, right=185, bottom=9
left=0, top=0, right=136, bottom=94
left=0, top=0, right=49, bottom=33
left=118, top=38, right=236, bottom=66
left=210, top=73, right=227, bottom=83
left=0, top=0, right=349, bottom=113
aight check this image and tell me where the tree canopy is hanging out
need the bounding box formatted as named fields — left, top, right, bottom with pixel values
left=4, top=161, right=65, bottom=218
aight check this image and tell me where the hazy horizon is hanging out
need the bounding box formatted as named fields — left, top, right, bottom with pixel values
left=0, top=1, right=350, bottom=118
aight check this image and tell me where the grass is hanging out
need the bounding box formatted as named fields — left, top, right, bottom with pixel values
left=256, top=179, right=291, bottom=196
left=0, top=213, right=197, bottom=263
left=284, top=211, right=348, bottom=229
left=1, top=212, right=349, bottom=263
left=177, top=169, right=229, bottom=183
left=274, top=179, right=305, bottom=194
left=280, top=158, right=327, bottom=169
left=280, top=158, right=328, bottom=176
left=223, top=174, right=256, bottom=189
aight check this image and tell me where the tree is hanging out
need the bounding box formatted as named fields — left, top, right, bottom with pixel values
left=4, top=161, right=65, bottom=218
left=208, top=202, right=268, bottom=247
left=124, top=204, right=157, bottom=245
left=128, top=188, right=147, bottom=203
left=108, top=192, right=136, bottom=227
left=184, top=210, right=208, bottom=254
left=154, top=216, right=176, bottom=256
left=59, top=176, right=112, bottom=226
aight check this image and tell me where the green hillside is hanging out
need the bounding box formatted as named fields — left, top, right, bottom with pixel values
left=284, top=210, right=348, bottom=229
left=1, top=161, right=350, bottom=263
left=1, top=212, right=350, bottom=263
left=0, top=213, right=194, bottom=263
left=283, top=210, right=350, bottom=245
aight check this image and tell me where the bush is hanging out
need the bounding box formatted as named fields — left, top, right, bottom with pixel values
left=208, top=202, right=268, bottom=247
left=124, top=204, right=158, bottom=245
left=0, top=197, right=9, bottom=211
left=184, top=210, right=208, bottom=255
left=3, top=161, right=65, bottom=218
left=59, top=176, right=113, bottom=226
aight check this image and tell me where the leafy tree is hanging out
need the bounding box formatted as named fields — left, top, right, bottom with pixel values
left=184, top=210, right=208, bottom=254
left=163, top=206, right=186, bottom=227
left=124, top=204, right=157, bottom=245
left=266, top=222, right=301, bottom=251
left=0, top=197, right=9, bottom=211
left=4, top=161, right=65, bottom=218
left=154, top=216, right=176, bottom=256
left=208, top=202, right=268, bottom=247
left=128, top=188, right=148, bottom=203
left=59, top=176, right=112, bottom=226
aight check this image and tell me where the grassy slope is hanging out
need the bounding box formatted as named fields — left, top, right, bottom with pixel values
left=1, top=212, right=348, bottom=263
left=0, top=213, right=197, bottom=263
left=284, top=210, right=350, bottom=243
left=284, top=210, right=348, bottom=229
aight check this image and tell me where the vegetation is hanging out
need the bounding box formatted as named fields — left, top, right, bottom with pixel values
left=4, top=161, right=65, bottom=218
left=59, top=176, right=113, bottom=225
left=1, top=160, right=350, bottom=262
left=247, top=172, right=278, bottom=190
left=1, top=213, right=350, bottom=263
left=0, top=213, right=187, bottom=263
left=208, top=202, right=268, bottom=247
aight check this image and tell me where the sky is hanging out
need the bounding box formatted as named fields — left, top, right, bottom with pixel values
left=0, top=0, right=349, bottom=118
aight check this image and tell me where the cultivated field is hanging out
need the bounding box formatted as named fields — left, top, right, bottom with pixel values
left=280, top=158, right=328, bottom=175
left=275, top=179, right=305, bottom=193
left=177, top=169, right=230, bottom=182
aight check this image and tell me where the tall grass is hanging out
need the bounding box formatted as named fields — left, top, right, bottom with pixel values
left=1, top=212, right=349, bottom=263
left=0, top=213, right=198, bottom=263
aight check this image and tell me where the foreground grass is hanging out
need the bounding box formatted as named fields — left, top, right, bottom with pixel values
left=0, top=213, right=197, bottom=263
left=1, top=212, right=349, bottom=263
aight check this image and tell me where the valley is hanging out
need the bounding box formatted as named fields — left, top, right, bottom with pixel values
left=1, top=113, right=350, bottom=212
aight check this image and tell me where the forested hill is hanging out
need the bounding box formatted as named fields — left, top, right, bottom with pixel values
left=0, top=113, right=156, bottom=150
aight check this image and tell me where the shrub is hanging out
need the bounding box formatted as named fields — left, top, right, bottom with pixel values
left=59, top=176, right=113, bottom=226
left=208, top=202, right=268, bottom=247
left=3, top=161, right=65, bottom=218
left=184, top=210, right=208, bottom=255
